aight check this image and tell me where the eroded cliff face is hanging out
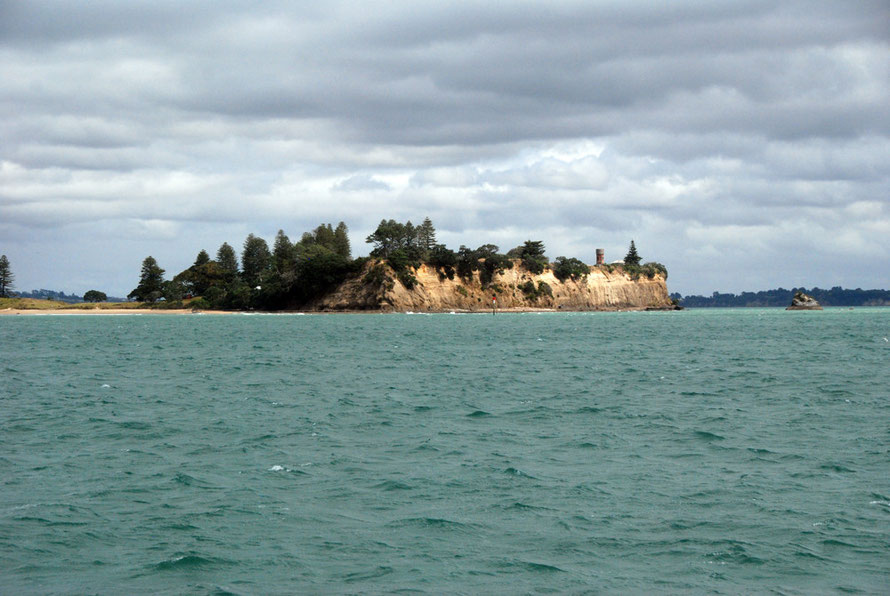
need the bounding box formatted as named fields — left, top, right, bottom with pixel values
left=308, top=260, right=672, bottom=311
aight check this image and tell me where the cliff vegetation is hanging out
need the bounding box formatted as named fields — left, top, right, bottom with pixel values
left=122, top=218, right=671, bottom=311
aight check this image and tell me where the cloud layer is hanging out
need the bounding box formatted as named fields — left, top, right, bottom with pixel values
left=1, top=1, right=888, bottom=295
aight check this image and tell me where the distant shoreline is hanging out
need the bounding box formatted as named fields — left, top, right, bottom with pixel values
left=0, top=308, right=236, bottom=316
left=0, top=306, right=676, bottom=316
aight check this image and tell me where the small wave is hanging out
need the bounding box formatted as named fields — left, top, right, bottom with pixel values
left=117, top=421, right=151, bottom=430
left=575, top=406, right=604, bottom=414
left=152, top=554, right=231, bottom=571
left=504, top=467, right=536, bottom=478
left=385, top=517, right=477, bottom=533
left=501, top=560, right=564, bottom=573
left=693, top=430, right=725, bottom=441
left=819, top=463, right=856, bottom=473
left=372, top=479, right=413, bottom=491
left=467, top=410, right=492, bottom=417
left=344, top=566, right=394, bottom=583
left=504, top=501, right=550, bottom=511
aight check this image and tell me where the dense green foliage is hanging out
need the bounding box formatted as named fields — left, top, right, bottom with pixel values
left=0, top=254, right=13, bottom=297
left=508, top=240, right=548, bottom=274
left=83, top=290, right=107, bottom=302
left=624, top=261, right=668, bottom=281
left=552, top=256, right=589, bottom=281
left=674, top=286, right=890, bottom=308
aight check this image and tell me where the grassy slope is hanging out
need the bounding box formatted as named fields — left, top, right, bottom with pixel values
left=0, top=297, right=149, bottom=310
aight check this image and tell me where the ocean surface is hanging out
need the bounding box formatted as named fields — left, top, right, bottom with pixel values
left=1, top=309, right=888, bottom=594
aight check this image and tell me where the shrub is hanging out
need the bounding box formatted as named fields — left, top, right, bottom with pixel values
left=387, top=248, right=420, bottom=272
left=641, top=262, right=668, bottom=280
left=537, top=281, right=553, bottom=298
left=479, top=253, right=512, bottom=286
left=552, top=256, right=589, bottom=281
left=397, top=269, right=417, bottom=290
left=363, top=263, right=387, bottom=287
left=521, top=256, right=547, bottom=274
left=189, top=297, right=211, bottom=311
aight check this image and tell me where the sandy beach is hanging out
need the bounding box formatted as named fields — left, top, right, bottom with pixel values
left=0, top=308, right=236, bottom=316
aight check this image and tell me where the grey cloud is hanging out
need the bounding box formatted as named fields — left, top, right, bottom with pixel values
left=333, top=174, right=391, bottom=192
left=0, top=1, right=888, bottom=296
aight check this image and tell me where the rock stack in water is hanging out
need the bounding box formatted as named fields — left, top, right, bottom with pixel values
left=786, top=291, right=823, bottom=310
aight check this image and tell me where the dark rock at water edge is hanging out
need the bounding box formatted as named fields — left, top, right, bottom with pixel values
left=786, top=291, right=823, bottom=310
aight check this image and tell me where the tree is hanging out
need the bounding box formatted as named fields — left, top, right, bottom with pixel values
left=624, top=240, right=641, bottom=266
left=417, top=217, right=436, bottom=257
left=194, top=249, right=210, bottom=267
left=366, top=219, right=411, bottom=258
left=241, top=234, right=271, bottom=288
left=552, top=256, right=589, bottom=281
left=216, top=243, right=239, bottom=275
left=333, top=221, right=351, bottom=259
left=128, top=256, right=166, bottom=303
left=313, top=224, right=336, bottom=251
left=507, top=240, right=546, bottom=273
left=0, top=255, right=14, bottom=297
left=272, top=230, right=295, bottom=273
left=83, top=290, right=107, bottom=302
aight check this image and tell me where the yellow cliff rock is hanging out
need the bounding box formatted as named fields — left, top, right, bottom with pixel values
left=308, top=260, right=672, bottom=312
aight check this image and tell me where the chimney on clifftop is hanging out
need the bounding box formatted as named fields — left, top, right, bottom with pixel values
left=596, top=248, right=605, bottom=265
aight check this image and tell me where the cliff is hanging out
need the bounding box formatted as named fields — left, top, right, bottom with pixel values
left=306, top=260, right=673, bottom=312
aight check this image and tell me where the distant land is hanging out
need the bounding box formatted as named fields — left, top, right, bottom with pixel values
left=672, top=287, right=890, bottom=308
left=15, top=289, right=127, bottom=303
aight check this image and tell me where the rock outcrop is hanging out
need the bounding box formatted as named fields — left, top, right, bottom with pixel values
left=786, top=291, right=823, bottom=310
left=306, top=260, right=673, bottom=312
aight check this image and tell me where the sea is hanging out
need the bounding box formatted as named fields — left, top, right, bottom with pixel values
left=1, top=309, right=888, bottom=595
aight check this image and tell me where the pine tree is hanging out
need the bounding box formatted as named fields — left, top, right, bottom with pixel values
left=194, top=249, right=210, bottom=267
left=216, top=242, right=239, bottom=275
left=0, top=255, right=14, bottom=297
left=313, top=224, right=336, bottom=251
left=128, top=256, right=166, bottom=302
left=333, top=221, right=351, bottom=259
left=417, top=217, right=436, bottom=256
left=241, top=234, right=271, bottom=288
left=624, top=240, right=641, bottom=266
left=272, top=229, right=294, bottom=272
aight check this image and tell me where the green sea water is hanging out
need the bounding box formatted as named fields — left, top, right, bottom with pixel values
left=1, top=309, right=888, bottom=594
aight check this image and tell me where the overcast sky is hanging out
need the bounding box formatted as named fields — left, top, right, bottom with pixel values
left=1, top=0, right=888, bottom=297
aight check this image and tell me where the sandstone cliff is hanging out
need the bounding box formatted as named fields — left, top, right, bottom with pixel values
left=307, top=260, right=673, bottom=312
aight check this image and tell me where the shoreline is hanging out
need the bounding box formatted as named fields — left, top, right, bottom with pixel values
left=0, top=308, right=237, bottom=316
left=1, top=306, right=676, bottom=316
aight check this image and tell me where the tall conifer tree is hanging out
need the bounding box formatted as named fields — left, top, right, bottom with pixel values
left=216, top=243, right=239, bottom=275
left=333, top=222, right=351, bottom=259
left=624, top=240, right=641, bottom=266
left=242, top=234, right=271, bottom=287
left=0, top=255, right=14, bottom=297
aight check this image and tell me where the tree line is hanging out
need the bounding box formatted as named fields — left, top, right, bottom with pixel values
left=673, top=287, right=890, bottom=308
left=0, top=221, right=665, bottom=309
left=128, top=222, right=355, bottom=310
left=123, top=219, right=664, bottom=309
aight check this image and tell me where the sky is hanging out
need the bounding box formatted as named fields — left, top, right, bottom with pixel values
left=1, top=0, right=888, bottom=297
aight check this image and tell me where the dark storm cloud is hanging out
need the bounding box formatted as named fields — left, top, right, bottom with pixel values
left=0, top=1, right=888, bottom=295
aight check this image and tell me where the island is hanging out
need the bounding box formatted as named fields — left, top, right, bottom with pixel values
left=2, top=219, right=678, bottom=313
left=786, top=291, right=823, bottom=311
